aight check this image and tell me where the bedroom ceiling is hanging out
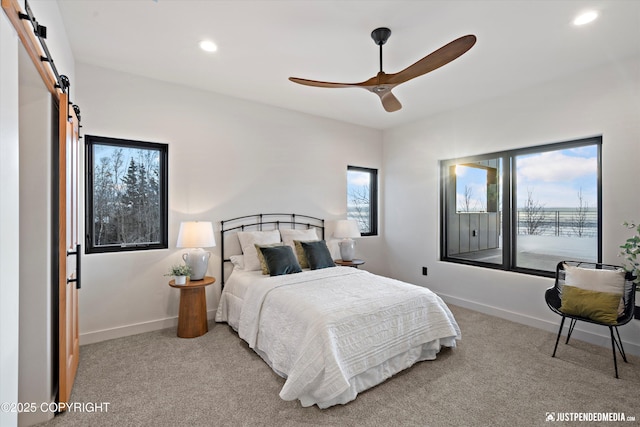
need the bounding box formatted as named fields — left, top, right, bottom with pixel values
left=56, top=0, right=640, bottom=130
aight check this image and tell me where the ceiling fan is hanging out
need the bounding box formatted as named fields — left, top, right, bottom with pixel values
left=289, top=28, right=476, bottom=113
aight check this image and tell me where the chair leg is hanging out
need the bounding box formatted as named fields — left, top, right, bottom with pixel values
left=565, top=318, right=577, bottom=344
left=613, top=327, right=628, bottom=363
left=552, top=316, right=566, bottom=357
left=609, top=326, right=619, bottom=379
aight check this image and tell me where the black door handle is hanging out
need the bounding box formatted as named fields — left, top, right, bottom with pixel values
left=66, top=243, right=81, bottom=289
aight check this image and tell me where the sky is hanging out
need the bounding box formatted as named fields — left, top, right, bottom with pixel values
left=456, top=145, right=598, bottom=210
left=347, top=169, right=373, bottom=206
left=347, top=169, right=371, bottom=189
left=93, top=144, right=160, bottom=179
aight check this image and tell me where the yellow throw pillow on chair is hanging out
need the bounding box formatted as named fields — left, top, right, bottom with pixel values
left=560, top=285, right=622, bottom=324
left=560, top=264, right=626, bottom=324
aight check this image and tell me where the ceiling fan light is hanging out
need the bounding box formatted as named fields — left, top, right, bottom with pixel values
left=573, top=11, right=598, bottom=26
left=199, top=40, right=218, bottom=53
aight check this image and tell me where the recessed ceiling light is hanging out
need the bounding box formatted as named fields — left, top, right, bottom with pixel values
left=199, top=40, right=217, bottom=53
left=573, top=11, right=598, bottom=26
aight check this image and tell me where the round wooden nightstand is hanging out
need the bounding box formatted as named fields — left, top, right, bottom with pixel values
left=169, top=276, right=215, bottom=338
left=334, top=259, right=365, bottom=268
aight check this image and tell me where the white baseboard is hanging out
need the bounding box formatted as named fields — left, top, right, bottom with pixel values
left=439, top=293, right=640, bottom=357
left=79, top=310, right=217, bottom=345
left=81, top=299, right=640, bottom=358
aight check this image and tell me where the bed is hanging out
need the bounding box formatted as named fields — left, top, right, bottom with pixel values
left=215, top=214, right=461, bottom=408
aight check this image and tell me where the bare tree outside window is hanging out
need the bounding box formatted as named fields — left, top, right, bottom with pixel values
left=460, top=185, right=474, bottom=213
left=455, top=165, right=489, bottom=212
left=347, top=183, right=371, bottom=233
left=522, top=188, right=546, bottom=235
left=347, top=166, right=378, bottom=236
left=570, top=187, right=589, bottom=237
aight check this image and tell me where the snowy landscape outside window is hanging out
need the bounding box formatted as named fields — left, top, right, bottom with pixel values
left=347, top=166, right=378, bottom=236
left=85, top=135, right=168, bottom=254
left=441, top=136, right=601, bottom=276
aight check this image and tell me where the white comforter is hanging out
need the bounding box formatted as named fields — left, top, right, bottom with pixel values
left=217, top=267, right=460, bottom=408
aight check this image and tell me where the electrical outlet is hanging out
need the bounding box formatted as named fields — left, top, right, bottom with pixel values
left=422, top=267, right=428, bottom=276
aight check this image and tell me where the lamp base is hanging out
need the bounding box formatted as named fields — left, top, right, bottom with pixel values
left=338, top=239, right=356, bottom=262
left=182, top=248, right=211, bottom=281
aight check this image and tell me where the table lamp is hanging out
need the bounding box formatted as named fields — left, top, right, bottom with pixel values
left=334, top=219, right=361, bottom=261
left=176, top=221, right=216, bottom=281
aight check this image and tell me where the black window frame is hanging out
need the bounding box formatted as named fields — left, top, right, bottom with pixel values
left=85, top=135, right=168, bottom=254
left=347, top=165, right=378, bottom=237
left=440, top=136, right=602, bottom=277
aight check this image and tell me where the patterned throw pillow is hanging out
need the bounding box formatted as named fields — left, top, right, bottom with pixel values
left=255, top=243, right=284, bottom=275
left=293, top=240, right=319, bottom=269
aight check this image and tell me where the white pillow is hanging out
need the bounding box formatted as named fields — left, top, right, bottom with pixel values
left=229, top=255, right=244, bottom=270
left=564, top=263, right=626, bottom=315
left=280, top=228, right=319, bottom=250
left=564, top=264, right=625, bottom=294
left=237, top=230, right=281, bottom=271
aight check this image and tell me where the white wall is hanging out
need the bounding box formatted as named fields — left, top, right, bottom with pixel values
left=383, top=56, right=640, bottom=355
left=75, top=63, right=385, bottom=343
left=0, top=13, right=21, bottom=427
left=18, top=57, right=55, bottom=425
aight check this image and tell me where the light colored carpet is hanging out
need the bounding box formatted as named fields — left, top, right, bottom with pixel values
left=40, top=305, right=639, bottom=426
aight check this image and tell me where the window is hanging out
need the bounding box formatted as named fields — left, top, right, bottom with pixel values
left=347, top=166, right=378, bottom=236
left=85, top=135, right=168, bottom=253
left=441, top=136, right=601, bottom=276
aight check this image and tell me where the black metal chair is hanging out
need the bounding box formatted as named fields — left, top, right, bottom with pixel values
left=545, top=261, right=636, bottom=378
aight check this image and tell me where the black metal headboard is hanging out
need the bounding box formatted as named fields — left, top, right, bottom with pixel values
left=220, top=213, right=325, bottom=285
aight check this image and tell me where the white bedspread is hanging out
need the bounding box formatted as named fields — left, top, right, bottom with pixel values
left=228, top=267, right=460, bottom=408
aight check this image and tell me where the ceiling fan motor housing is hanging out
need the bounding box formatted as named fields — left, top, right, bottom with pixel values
left=371, top=27, right=391, bottom=45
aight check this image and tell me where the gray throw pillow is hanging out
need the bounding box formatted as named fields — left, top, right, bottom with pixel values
left=259, top=245, right=302, bottom=276
left=300, top=240, right=336, bottom=270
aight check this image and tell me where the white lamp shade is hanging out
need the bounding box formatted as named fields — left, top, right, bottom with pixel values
left=176, top=221, right=216, bottom=248
left=334, top=219, right=361, bottom=239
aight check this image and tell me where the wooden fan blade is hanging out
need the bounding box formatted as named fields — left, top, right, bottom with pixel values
left=290, top=74, right=401, bottom=112
left=386, top=34, right=476, bottom=85
left=288, top=77, right=359, bottom=88
left=379, top=91, right=402, bottom=112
